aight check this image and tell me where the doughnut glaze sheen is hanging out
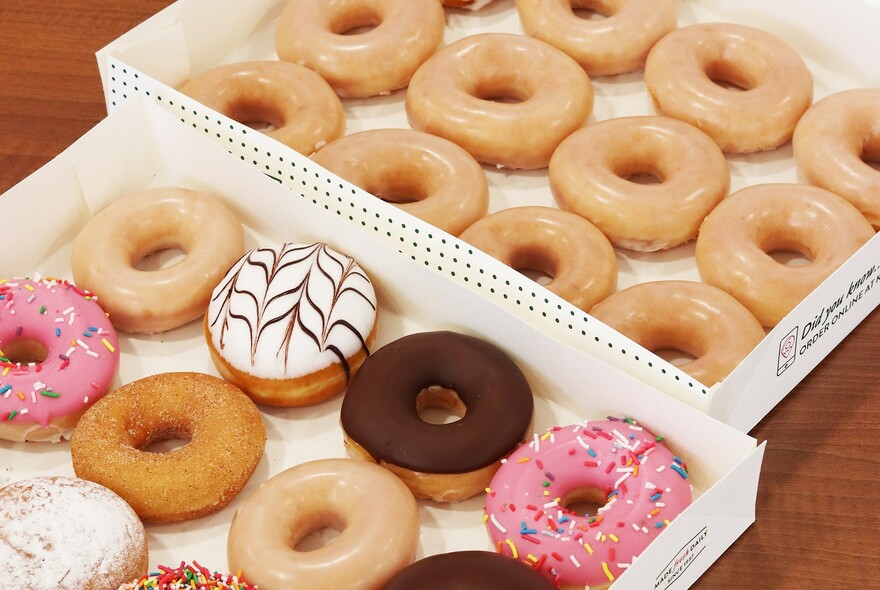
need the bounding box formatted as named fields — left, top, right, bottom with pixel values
left=228, top=458, right=420, bottom=590
left=313, top=129, right=489, bottom=236
left=589, top=281, right=766, bottom=386
left=275, top=0, right=445, bottom=98
left=516, top=0, right=678, bottom=76
left=484, top=419, right=692, bottom=589
left=549, top=115, right=729, bottom=251
left=341, top=331, right=534, bottom=502
left=0, top=476, right=148, bottom=590
left=206, top=242, right=378, bottom=406
left=793, top=88, right=880, bottom=228
left=0, top=277, right=119, bottom=443
left=70, top=372, right=266, bottom=523
left=406, top=33, right=593, bottom=170
left=696, top=184, right=875, bottom=327
left=459, top=206, right=617, bottom=311
left=70, top=187, right=245, bottom=334
left=179, top=60, right=345, bottom=155
left=644, top=22, right=814, bottom=153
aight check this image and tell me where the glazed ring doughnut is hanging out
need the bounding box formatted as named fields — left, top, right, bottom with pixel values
left=549, top=115, right=729, bottom=251
left=0, top=277, right=119, bottom=443
left=70, top=372, right=266, bottom=523
left=275, top=0, right=445, bottom=98
left=340, top=331, right=534, bottom=503
left=71, top=186, right=245, bottom=334
left=696, top=184, right=876, bottom=327
left=205, top=242, right=378, bottom=407
left=179, top=60, right=345, bottom=155
left=227, top=458, right=420, bottom=590
left=589, top=281, right=765, bottom=386
left=406, top=33, right=594, bottom=170
left=383, top=551, right=556, bottom=590
left=644, top=23, right=814, bottom=153
left=312, top=129, right=489, bottom=236
left=0, top=475, right=148, bottom=590
left=459, top=206, right=617, bottom=311
left=516, top=0, right=678, bottom=76
left=484, top=418, right=693, bottom=589
left=793, top=88, right=880, bottom=228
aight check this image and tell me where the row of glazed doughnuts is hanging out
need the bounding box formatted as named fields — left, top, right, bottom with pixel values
left=177, top=0, right=880, bottom=388
left=0, top=184, right=695, bottom=588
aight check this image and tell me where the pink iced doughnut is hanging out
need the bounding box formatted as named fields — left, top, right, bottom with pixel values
left=0, top=277, right=120, bottom=442
left=484, top=418, right=692, bottom=589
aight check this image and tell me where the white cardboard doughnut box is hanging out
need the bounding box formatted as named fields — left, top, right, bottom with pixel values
left=93, top=0, right=880, bottom=434
left=0, top=96, right=761, bottom=589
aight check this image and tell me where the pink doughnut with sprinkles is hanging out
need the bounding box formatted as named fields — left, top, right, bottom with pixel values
left=0, top=277, right=119, bottom=442
left=119, top=561, right=259, bottom=589
left=483, top=418, right=692, bottom=589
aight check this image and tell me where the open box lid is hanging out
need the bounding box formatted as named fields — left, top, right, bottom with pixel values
left=94, top=0, right=880, bottom=433
left=1, top=95, right=763, bottom=589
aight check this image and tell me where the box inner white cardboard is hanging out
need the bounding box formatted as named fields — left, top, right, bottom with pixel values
left=96, top=0, right=880, bottom=433
left=0, top=98, right=761, bottom=589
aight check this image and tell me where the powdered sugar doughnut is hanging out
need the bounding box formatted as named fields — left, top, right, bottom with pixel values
left=0, top=476, right=148, bottom=590
left=205, top=242, right=378, bottom=406
left=484, top=419, right=692, bottom=589
left=0, top=277, right=119, bottom=443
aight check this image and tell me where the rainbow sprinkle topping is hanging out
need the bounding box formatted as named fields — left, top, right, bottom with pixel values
left=119, top=562, right=258, bottom=589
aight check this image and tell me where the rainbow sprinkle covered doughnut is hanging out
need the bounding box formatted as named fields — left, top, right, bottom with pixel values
left=119, top=561, right=258, bottom=589
left=484, top=418, right=692, bottom=588
left=0, top=277, right=119, bottom=442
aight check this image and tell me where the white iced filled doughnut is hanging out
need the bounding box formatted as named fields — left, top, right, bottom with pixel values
left=696, top=184, right=875, bottom=327
left=459, top=206, right=617, bottom=311
left=644, top=23, right=814, bottom=153
left=406, top=33, right=593, bottom=170
left=179, top=60, right=345, bottom=155
left=275, top=0, right=445, bottom=98
left=589, top=281, right=765, bottom=386
left=516, top=0, right=677, bottom=76
left=227, top=458, right=419, bottom=590
left=793, top=88, right=880, bottom=228
left=205, top=242, right=378, bottom=406
left=312, top=129, right=489, bottom=236
left=549, top=116, right=729, bottom=251
left=70, top=187, right=245, bottom=334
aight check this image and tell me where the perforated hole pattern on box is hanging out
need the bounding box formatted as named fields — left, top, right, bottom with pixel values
left=106, top=59, right=707, bottom=398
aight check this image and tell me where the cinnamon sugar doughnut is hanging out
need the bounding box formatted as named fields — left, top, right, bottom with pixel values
left=70, top=372, right=266, bottom=523
left=406, top=33, right=593, bottom=170
left=459, top=206, right=617, bottom=311
left=340, top=331, right=534, bottom=502
left=179, top=60, right=345, bottom=155
left=312, top=129, right=489, bottom=236
left=0, top=476, right=148, bottom=590
left=644, top=23, right=814, bottom=153
left=696, top=184, right=875, bottom=327
left=549, top=116, right=729, bottom=251
left=275, top=0, right=445, bottom=98
left=70, top=186, right=245, bottom=334
left=589, top=281, right=765, bottom=386
left=227, top=458, right=419, bottom=590
left=793, top=88, right=880, bottom=228
left=516, top=0, right=678, bottom=76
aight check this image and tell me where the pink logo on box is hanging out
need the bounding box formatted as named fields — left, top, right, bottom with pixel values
left=777, top=326, right=799, bottom=376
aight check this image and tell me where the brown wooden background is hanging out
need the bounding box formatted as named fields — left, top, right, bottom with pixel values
left=2, top=1, right=878, bottom=588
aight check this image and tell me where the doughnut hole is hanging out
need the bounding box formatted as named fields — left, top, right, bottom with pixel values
left=134, top=247, right=187, bottom=271
left=226, top=99, right=285, bottom=133
left=613, top=159, right=665, bottom=186
left=508, top=246, right=558, bottom=286
left=329, top=6, right=381, bottom=35
left=571, top=0, right=614, bottom=20
left=561, top=485, right=610, bottom=518
left=2, top=338, right=48, bottom=365
left=416, top=385, right=466, bottom=425
left=136, top=423, right=193, bottom=454
left=861, top=133, right=880, bottom=172
left=365, top=176, right=427, bottom=205
left=293, top=512, right=344, bottom=552
left=471, top=78, right=530, bottom=104
left=761, top=233, right=814, bottom=268
left=704, top=59, right=757, bottom=92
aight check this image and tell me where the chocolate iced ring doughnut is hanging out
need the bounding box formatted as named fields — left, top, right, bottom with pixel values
left=383, top=551, right=556, bottom=590
left=340, top=331, right=534, bottom=502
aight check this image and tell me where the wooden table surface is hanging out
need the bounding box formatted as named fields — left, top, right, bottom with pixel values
left=2, top=1, right=879, bottom=588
